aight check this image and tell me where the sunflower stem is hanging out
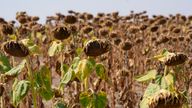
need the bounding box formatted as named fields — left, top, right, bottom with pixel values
left=164, top=65, right=168, bottom=76
left=25, top=57, right=37, bottom=108
left=84, top=77, right=88, bottom=92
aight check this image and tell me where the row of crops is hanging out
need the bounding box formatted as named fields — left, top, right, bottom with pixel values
left=0, top=11, right=192, bottom=108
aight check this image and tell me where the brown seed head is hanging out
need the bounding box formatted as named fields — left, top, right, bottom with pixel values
left=82, top=26, right=93, bottom=34
left=129, top=26, right=140, bottom=34
left=3, top=41, right=29, bottom=57
left=140, top=24, right=148, bottom=31
left=173, top=28, right=181, bottom=34
left=17, top=15, right=28, bottom=24
left=157, top=18, right=167, bottom=25
left=64, top=15, right=77, bottom=24
left=0, top=24, right=13, bottom=35
left=31, top=16, right=39, bottom=21
left=86, top=13, right=93, bottom=20
left=99, top=28, right=109, bottom=36
left=84, top=39, right=111, bottom=57
left=150, top=26, right=159, bottom=32
left=104, top=20, right=113, bottom=27
left=109, top=31, right=119, bottom=38
left=149, top=90, right=186, bottom=108
left=121, top=40, right=132, bottom=51
left=165, top=53, right=188, bottom=66
left=113, top=38, right=122, bottom=46
left=52, top=26, right=71, bottom=40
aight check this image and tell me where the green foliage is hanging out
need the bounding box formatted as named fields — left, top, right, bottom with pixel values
left=95, top=63, right=108, bottom=81
left=48, top=41, right=64, bottom=56
left=80, top=92, right=91, bottom=108
left=76, top=47, right=83, bottom=56
left=140, top=83, right=160, bottom=108
left=80, top=91, right=107, bottom=108
left=152, top=49, right=177, bottom=63
left=138, top=49, right=189, bottom=108
left=54, top=101, right=68, bottom=108
left=135, top=69, right=157, bottom=82
left=143, top=83, right=160, bottom=98
left=75, top=58, right=95, bottom=81
left=5, top=60, right=26, bottom=77
left=35, top=66, right=53, bottom=100
left=0, top=53, right=11, bottom=73
left=160, top=73, right=175, bottom=91
left=92, top=92, right=107, bottom=108
left=21, top=39, right=41, bottom=55
left=60, top=57, right=80, bottom=85
left=12, top=80, right=30, bottom=107
left=61, top=69, right=74, bottom=84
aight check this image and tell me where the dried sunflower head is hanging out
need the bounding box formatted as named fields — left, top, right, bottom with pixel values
left=140, top=24, right=148, bottom=31
left=31, top=16, right=39, bottom=21
left=3, top=41, right=29, bottom=57
left=52, top=26, right=71, bottom=40
left=165, top=53, right=188, bottom=66
left=121, top=40, right=132, bottom=51
left=157, top=18, right=167, bottom=25
left=84, top=39, right=111, bottom=57
left=109, top=31, right=118, bottom=38
left=113, top=38, right=122, bottom=46
left=64, top=15, right=77, bottom=24
left=16, top=15, right=28, bottom=24
left=148, top=89, right=186, bottom=108
left=86, top=13, right=93, bottom=20
left=82, top=26, right=93, bottom=34
left=150, top=26, right=159, bottom=32
left=173, top=28, right=181, bottom=34
left=0, top=24, right=14, bottom=35
left=99, top=28, right=109, bottom=36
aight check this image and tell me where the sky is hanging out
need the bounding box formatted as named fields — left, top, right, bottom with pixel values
left=1, top=0, right=192, bottom=23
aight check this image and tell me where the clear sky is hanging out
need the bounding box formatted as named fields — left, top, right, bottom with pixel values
left=1, top=0, right=192, bottom=22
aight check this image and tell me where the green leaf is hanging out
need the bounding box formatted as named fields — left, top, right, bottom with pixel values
left=0, top=53, right=11, bottom=73
left=155, top=75, right=162, bottom=85
left=61, top=70, right=73, bottom=84
left=21, top=38, right=41, bottom=55
left=35, top=66, right=53, bottom=100
left=92, top=91, right=107, bottom=108
left=80, top=92, right=91, bottom=108
left=76, top=48, right=83, bottom=56
left=60, top=63, right=69, bottom=75
left=48, top=41, right=64, bottom=57
left=54, top=102, right=68, bottom=108
left=135, top=70, right=157, bottom=82
left=60, top=57, right=80, bottom=85
left=143, top=83, right=160, bottom=98
left=160, top=76, right=168, bottom=89
left=5, top=60, right=26, bottom=76
left=75, top=59, right=95, bottom=81
left=140, top=98, right=150, bottom=108
left=165, top=73, right=175, bottom=86
left=12, top=80, right=30, bottom=107
left=28, top=44, right=41, bottom=55
left=95, top=63, right=107, bottom=80
left=153, top=49, right=175, bottom=62
left=161, top=73, right=175, bottom=90
left=71, top=57, right=80, bottom=69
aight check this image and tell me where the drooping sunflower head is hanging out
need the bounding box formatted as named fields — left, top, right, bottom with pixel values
left=3, top=41, right=29, bottom=57
left=51, top=26, right=71, bottom=40
left=84, top=39, right=111, bottom=57
left=148, top=89, right=187, bottom=108
left=165, top=53, right=188, bottom=66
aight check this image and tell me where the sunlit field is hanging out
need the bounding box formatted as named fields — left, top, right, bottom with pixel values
left=0, top=10, right=192, bottom=108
